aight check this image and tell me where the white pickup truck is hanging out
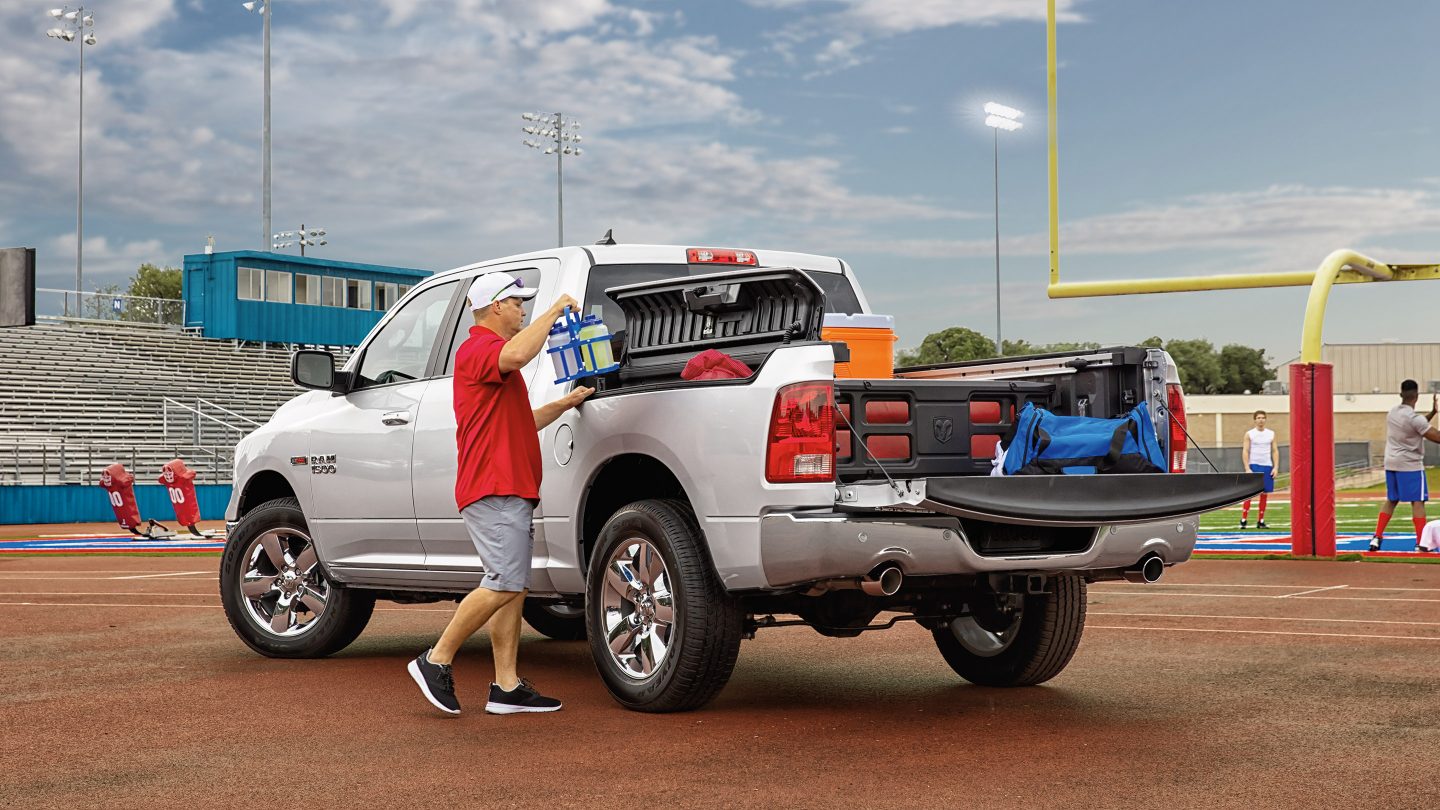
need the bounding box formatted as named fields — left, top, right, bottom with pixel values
left=220, top=243, right=1260, bottom=712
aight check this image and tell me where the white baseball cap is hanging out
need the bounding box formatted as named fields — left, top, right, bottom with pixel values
left=467, top=272, right=538, bottom=310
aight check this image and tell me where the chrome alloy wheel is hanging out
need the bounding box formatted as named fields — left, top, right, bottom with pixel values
left=600, top=537, right=675, bottom=680
left=238, top=528, right=330, bottom=637
left=947, top=611, right=1022, bottom=658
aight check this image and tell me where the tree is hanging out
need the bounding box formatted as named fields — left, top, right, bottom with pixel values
left=1218, top=344, right=1273, bottom=394
left=897, top=326, right=997, bottom=366
left=80, top=283, right=123, bottom=320
left=122, top=263, right=182, bottom=324
left=1139, top=335, right=1164, bottom=349
left=1164, top=338, right=1224, bottom=394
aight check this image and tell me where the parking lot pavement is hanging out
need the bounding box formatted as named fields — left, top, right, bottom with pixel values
left=2, top=556, right=1436, bottom=809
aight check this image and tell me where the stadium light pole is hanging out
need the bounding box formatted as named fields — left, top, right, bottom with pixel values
left=272, top=224, right=327, bottom=257
left=522, top=112, right=582, bottom=247
left=242, top=0, right=271, bottom=252
left=45, top=6, right=96, bottom=296
left=983, top=102, right=1023, bottom=356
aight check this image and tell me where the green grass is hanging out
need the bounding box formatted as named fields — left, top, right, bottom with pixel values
left=1196, top=499, right=1408, bottom=534
left=1338, top=466, right=1440, bottom=494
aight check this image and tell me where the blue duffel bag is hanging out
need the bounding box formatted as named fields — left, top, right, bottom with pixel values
left=1002, top=402, right=1167, bottom=476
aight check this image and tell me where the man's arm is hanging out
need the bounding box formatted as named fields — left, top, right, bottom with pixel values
left=1425, top=427, right=1440, bottom=444
left=1241, top=432, right=1250, bottom=468
left=499, top=294, right=580, bottom=374
left=1429, top=393, right=1437, bottom=421
left=534, top=385, right=594, bottom=431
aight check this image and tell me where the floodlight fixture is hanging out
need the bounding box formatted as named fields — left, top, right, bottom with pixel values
left=45, top=6, right=97, bottom=295
left=520, top=110, right=583, bottom=247
left=984, top=115, right=1022, bottom=132
left=983, top=101, right=1024, bottom=120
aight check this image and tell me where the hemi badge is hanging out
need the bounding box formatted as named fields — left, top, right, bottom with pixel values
left=290, top=456, right=308, bottom=466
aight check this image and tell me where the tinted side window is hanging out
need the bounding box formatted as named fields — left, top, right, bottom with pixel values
left=354, top=281, right=458, bottom=388
left=443, top=267, right=543, bottom=375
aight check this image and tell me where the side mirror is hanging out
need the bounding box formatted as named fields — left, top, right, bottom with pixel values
left=292, top=350, right=337, bottom=391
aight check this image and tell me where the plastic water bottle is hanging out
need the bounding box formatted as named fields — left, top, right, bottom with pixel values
left=577, top=315, right=614, bottom=373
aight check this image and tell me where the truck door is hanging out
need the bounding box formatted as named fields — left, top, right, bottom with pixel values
left=412, top=260, right=561, bottom=592
left=306, top=280, right=460, bottom=571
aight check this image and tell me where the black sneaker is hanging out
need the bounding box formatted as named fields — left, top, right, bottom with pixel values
left=1368, top=537, right=1382, bottom=552
left=1239, top=519, right=1247, bottom=530
left=1257, top=521, right=1269, bottom=529
left=485, top=678, right=562, bottom=715
left=1417, top=544, right=1430, bottom=553
left=408, top=649, right=460, bottom=715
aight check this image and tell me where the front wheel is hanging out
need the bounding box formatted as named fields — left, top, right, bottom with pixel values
left=585, top=499, right=743, bottom=712
left=932, top=574, right=1087, bottom=687
left=219, top=497, right=374, bottom=658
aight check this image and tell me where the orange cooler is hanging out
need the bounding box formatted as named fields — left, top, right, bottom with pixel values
left=822, top=313, right=897, bottom=379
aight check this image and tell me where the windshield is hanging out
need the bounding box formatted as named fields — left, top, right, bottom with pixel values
left=582, top=263, right=863, bottom=333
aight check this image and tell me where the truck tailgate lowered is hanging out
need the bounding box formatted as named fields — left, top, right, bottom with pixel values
left=918, top=473, right=1264, bottom=526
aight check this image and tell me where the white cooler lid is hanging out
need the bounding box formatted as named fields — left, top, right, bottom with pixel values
left=823, top=313, right=894, bottom=330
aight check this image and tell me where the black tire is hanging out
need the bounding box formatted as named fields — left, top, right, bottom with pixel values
left=932, top=574, right=1086, bottom=687
left=522, top=599, right=587, bottom=640
left=585, top=499, right=743, bottom=712
left=219, top=497, right=375, bottom=658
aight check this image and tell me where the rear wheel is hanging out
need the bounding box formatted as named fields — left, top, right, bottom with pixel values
left=585, top=499, right=743, bottom=712
left=932, top=574, right=1086, bottom=687
left=522, top=600, right=587, bottom=640
left=220, top=497, right=374, bottom=658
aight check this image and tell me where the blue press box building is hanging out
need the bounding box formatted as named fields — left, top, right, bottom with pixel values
left=183, top=250, right=432, bottom=345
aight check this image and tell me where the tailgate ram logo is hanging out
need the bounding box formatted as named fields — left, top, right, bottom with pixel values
left=933, top=416, right=954, bottom=444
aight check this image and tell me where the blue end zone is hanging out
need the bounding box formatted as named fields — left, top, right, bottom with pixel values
left=0, top=534, right=226, bottom=553
left=1197, top=532, right=1431, bottom=553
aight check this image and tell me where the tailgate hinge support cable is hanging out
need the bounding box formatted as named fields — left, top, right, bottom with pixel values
left=837, top=402, right=904, bottom=497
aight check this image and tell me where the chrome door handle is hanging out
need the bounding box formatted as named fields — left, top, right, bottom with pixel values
left=381, top=411, right=411, bottom=426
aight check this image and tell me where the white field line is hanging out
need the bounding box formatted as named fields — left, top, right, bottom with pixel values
left=1279, top=584, right=1349, bottom=598
left=0, top=570, right=216, bottom=576
left=1090, top=591, right=1440, bottom=603
left=1090, top=611, right=1440, bottom=628
left=1089, top=625, right=1439, bottom=642
left=110, top=571, right=210, bottom=580
left=1093, top=583, right=1440, bottom=592
left=0, top=600, right=450, bottom=612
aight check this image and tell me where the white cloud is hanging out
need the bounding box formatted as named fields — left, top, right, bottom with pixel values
left=833, top=185, right=1440, bottom=272
left=753, top=0, right=1085, bottom=71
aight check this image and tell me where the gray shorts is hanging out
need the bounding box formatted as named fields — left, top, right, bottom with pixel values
left=461, top=496, right=535, bottom=593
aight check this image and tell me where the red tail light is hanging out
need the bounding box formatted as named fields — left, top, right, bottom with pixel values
left=1165, top=383, right=1187, bottom=473
left=687, top=248, right=757, bottom=266
left=766, top=382, right=835, bottom=483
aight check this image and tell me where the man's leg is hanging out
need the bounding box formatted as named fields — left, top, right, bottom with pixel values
left=1412, top=501, right=1427, bottom=547
left=1257, top=493, right=1268, bottom=525
left=431, top=587, right=524, bottom=665
left=488, top=589, right=527, bottom=691
left=1240, top=498, right=1252, bottom=528
left=1372, top=499, right=1397, bottom=550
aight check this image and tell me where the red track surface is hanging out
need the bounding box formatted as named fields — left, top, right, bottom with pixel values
left=3, top=556, right=1437, bottom=808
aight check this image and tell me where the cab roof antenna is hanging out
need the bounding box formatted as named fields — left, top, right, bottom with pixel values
left=594, top=229, right=617, bottom=246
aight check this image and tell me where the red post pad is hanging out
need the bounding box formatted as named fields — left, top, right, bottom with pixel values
left=99, top=463, right=142, bottom=530
left=159, top=459, right=201, bottom=527
left=1289, top=363, right=1336, bottom=558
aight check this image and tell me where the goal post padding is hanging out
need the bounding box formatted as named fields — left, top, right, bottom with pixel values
left=1289, top=363, right=1336, bottom=557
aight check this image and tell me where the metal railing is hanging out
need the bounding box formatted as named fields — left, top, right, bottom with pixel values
left=0, top=438, right=234, bottom=485
left=162, top=397, right=261, bottom=450
left=35, top=287, right=185, bottom=327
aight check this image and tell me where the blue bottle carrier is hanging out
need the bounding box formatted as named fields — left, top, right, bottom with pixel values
left=546, top=307, right=620, bottom=384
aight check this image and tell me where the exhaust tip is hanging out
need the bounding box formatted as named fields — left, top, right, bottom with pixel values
left=861, top=565, right=904, bottom=596
left=1121, top=554, right=1165, bottom=584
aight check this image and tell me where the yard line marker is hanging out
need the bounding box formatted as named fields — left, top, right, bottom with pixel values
left=1088, top=625, right=1439, bottom=642
left=1279, top=584, right=1349, bottom=598
left=109, top=571, right=210, bottom=580
left=1090, top=611, right=1440, bottom=628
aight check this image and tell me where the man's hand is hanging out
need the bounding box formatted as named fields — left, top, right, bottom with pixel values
left=548, top=294, right=581, bottom=320
left=560, top=385, right=595, bottom=410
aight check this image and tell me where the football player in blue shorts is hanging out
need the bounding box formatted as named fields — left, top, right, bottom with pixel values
left=1371, top=380, right=1440, bottom=552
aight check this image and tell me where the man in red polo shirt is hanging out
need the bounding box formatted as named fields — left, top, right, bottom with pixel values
left=408, top=272, right=591, bottom=716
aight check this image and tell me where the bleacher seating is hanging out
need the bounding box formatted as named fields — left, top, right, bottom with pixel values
left=0, top=321, right=330, bottom=484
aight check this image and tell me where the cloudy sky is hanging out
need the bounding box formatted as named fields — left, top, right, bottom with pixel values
left=3, top=0, right=1437, bottom=362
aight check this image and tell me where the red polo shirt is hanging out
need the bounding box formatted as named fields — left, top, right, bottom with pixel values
left=453, top=325, right=542, bottom=510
